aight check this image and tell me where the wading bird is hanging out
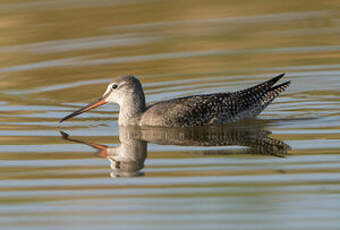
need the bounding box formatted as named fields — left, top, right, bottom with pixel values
left=60, top=74, right=290, bottom=127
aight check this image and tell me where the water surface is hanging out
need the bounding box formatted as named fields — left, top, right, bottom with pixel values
left=0, top=0, right=340, bottom=229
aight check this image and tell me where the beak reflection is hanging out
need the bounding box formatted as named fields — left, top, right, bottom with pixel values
left=59, top=97, right=107, bottom=123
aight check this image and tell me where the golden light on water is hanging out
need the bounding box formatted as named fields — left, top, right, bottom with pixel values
left=0, top=0, right=340, bottom=229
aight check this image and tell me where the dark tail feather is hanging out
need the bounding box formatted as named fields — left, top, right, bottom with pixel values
left=269, top=80, right=291, bottom=95
left=238, top=73, right=285, bottom=94
left=264, top=73, right=285, bottom=87
left=261, top=80, right=291, bottom=105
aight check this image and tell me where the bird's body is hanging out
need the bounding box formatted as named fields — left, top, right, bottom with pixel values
left=60, top=74, right=290, bottom=127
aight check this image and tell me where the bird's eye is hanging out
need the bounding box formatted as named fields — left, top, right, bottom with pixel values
left=112, top=84, right=118, bottom=89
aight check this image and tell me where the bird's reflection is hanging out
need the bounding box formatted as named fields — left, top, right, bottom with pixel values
left=60, top=121, right=291, bottom=177
left=60, top=130, right=147, bottom=177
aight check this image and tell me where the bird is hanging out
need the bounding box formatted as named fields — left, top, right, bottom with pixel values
left=59, top=73, right=290, bottom=127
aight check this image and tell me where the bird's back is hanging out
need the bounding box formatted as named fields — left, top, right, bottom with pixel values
left=140, top=74, right=290, bottom=127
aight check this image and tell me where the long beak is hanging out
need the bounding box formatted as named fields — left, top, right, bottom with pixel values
left=59, top=97, right=107, bottom=123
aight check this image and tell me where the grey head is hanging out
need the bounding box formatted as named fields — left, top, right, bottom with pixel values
left=104, top=75, right=145, bottom=106
left=59, top=75, right=146, bottom=125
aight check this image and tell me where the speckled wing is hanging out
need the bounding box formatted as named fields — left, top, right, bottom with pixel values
left=141, top=74, right=290, bottom=127
left=225, top=75, right=291, bottom=123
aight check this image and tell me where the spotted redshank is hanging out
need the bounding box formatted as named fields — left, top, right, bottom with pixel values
left=60, top=73, right=290, bottom=127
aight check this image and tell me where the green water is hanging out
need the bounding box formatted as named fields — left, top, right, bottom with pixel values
left=0, top=0, right=340, bottom=229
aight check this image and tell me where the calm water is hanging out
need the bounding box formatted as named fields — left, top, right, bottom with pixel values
left=1, top=0, right=340, bottom=229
